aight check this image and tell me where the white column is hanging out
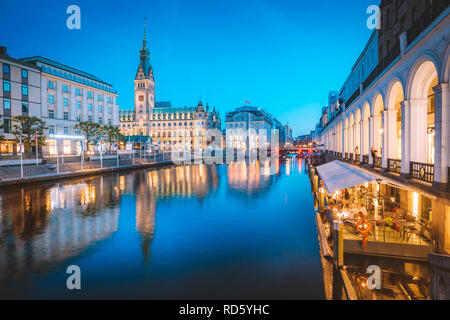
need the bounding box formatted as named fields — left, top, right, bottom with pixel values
left=360, top=120, right=365, bottom=162
left=433, top=83, right=450, bottom=185
left=409, top=99, right=428, bottom=163
left=56, top=80, right=63, bottom=119
left=401, top=100, right=411, bottom=175
left=368, top=116, right=375, bottom=164
left=382, top=109, right=398, bottom=168
left=82, top=88, right=88, bottom=121
left=41, top=77, right=48, bottom=118
left=93, top=94, right=99, bottom=123
left=70, top=85, right=76, bottom=121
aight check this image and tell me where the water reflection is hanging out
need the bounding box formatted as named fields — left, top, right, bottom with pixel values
left=0, top=159, right=324, bottom=299
left=0, top=177, right=121, bottom=284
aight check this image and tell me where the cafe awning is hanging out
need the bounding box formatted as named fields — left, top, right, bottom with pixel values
left=316, top=160, right=379, bottom=193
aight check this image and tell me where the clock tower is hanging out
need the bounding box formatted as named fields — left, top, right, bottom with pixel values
left=134, top=27, right=155, bottom=136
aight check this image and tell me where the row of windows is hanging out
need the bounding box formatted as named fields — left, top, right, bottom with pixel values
left=47, top=80, right=113, bottom=103
left=2, top=99, right=29, bottom=112
left=2, top=63, right=28, bottom=79
left=47, top=95, right=112, bottom=114
left=48, top=125, right=81, bottom=135
left=47, top=109, right=112, bottom=124
left=3, top=80, right=29, bottom=95
left=152, top=113, right=196, bottom=120
left=121, top=121, right=203, bottom=128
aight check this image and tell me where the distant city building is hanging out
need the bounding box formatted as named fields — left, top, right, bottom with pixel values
left=225, top=106, right=283, bottom=149
left=0, top=47, right=41, bottom=153
left=119, top=30, right=221, bottom=150
left=20, top=56, right=119, bottom=155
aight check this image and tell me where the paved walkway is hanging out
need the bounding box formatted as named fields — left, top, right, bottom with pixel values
left=0, top=157, right=173, bottom=186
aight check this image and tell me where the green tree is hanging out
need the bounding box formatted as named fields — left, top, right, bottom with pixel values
left=73, top=122, right=101, bottom=150
left=11, top=116, right=47, bottom=153
left=101, top=125, right=123, bottom=151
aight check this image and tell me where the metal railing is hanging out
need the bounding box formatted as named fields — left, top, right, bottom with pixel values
left=410, top=161, right=434, bottom=183
left=373, top=156, right=382, bottom=169
left=354, top=153, right=360, bottom=163
left=362, top=155, right=369, bottom=165
left=341, top=218, right=431, bottom=246
left=388, top=158, right=402, bottom=174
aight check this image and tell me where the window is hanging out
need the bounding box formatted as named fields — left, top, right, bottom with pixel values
left=22, top=102, right=28, bottom=113
left=107, top=97, right=113, bottom=103
left=64, top=112, right=69, bottom=120
left=3, top=118, right=11, bottom=133
left=76, top=88, right=82, bottom=95
left=48, top=80, right=55, bottom=89
left=63, top=84, right=69, bottom=93
left=21, top=69, right=28, bottom=79
left=21, top=85, right=28, bottom=96
left=48, top=109, right=55, bottom=118
left=48, top=95, right=54, bottom=104
left=87, top=91, right=93, bottom=98
left=88, top=103, right=92, bottom=111
left=99, top=105, right=103, bottom=113
left=77, top=101, right=81, bottom=109
left=3, top=99, right=11, bottom=110
left=49, top=125, right=55, bottom=134
left=2, top=64, right=10, bottom=74
left=88, top=116, right=92, bottom=122
left=98, top=94, right=103, bottom=101
left=99, top=117, right=103, bottom=124
left=76, top=114, right=81, bottom=122
left=64, top=126, right=69, bottom=134
left=412, top=7, right=417, bottom=22
left=64, top=98, right=69, bottom=106
left=108, top=107, right=112, bottom=114
left=3, top=80, right=11, bottom=92
left=108, top=119, right=111, bottom=125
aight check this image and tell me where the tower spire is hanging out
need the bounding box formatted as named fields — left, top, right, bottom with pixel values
left=143, top=17, right=148, bottom=50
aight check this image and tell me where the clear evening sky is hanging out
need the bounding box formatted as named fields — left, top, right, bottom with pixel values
left=0, top=0, right=378, bottom=135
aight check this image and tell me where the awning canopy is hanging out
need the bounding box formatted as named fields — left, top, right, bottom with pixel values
left=316, top=160, right=379, bottom=193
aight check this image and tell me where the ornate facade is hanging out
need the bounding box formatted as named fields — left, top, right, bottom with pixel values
left=119, top=31, right=221, bottom=150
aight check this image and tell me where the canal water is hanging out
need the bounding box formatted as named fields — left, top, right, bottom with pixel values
left=0, top=158, right=325, bottom=299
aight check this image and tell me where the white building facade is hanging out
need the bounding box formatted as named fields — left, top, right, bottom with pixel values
left=0, top=47, right=41, bottom=154
left=21, top=56, right=119, bottom=155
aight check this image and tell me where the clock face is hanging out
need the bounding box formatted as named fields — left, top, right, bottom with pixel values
left=139, top=95, right=144, bottom=102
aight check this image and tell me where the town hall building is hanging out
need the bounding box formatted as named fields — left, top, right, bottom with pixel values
left=119, top=29, right=221, bottom=150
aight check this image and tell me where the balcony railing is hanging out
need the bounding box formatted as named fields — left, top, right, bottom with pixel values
left=374, top=157, right=382, bottom=169
left=354, top=153, right=360, bottom=163
left=410, top=161, right=434, bottom=183
left=363, top=155, right=369, bottom=165
left=388, top=158, right=402, bottom=174
left=349, top=153, right=354, bottom=161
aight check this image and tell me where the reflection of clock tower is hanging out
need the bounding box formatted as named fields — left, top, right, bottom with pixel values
left=134, top=27, right=155, bottom=136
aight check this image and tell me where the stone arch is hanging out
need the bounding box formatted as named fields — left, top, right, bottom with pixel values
left=442, top=45, right=450, bottom=83
left=349, top=112, right=355, bottom=154
left=407, top=57, right=439, bottom=164
left=362, top=102, right=371, bottom=155
left=407, top=52, right=441, bottom=99
left=355, top=107, right=361, bottom=155
left=371, top=94, right=384, bottom=157
left=344, top=116, right=349, bottom=153
left=386, top=79, right=405, bottom=159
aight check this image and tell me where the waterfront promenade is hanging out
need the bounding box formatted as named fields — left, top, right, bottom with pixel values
left=0, top=152, right=173, bottom=187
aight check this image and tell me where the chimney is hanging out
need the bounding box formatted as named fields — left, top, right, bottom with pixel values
left=0, top=46, right=6, bottom=56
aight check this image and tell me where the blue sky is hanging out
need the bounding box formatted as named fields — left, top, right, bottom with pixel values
left=0, top=0, right=378, bottom=135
